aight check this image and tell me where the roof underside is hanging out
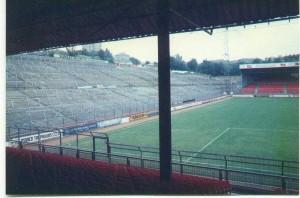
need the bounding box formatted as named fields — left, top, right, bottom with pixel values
left=7, top=0, right=299, bottom=55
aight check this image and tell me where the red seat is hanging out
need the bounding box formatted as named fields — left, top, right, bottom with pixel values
left=6, top=147, right=231, bottom=195
left=258, top=83, right=284, bottom=94
left=287, top=83, right=299, bottom=94
left=241, top=84, right=256, bottom=94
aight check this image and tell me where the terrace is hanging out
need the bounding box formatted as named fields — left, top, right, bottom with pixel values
left=7, top=55, right=228, bottom=129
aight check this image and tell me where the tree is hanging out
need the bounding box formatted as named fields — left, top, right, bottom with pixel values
left=97, top=48, right=114, bottom=63
left=253, top=58, right=263, bottom=63
left=97, top=49, right=106, bottom=60
left=170, top=54, right=187, bottom=71
left=81, top=48, right=89, bottom=56
left=130, top=57, right=141, bottom=65
left=198, top=60, right=226, bottom=76
left=104, top=49, right=114, bottom=63
left=66, top=47, right=78, bottom=57
left=186, top=59, right=198, bottom=72
left=47, top=50, right=55, bottom=57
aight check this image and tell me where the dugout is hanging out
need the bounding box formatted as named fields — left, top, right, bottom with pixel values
left=7, top=0, right=299, bottom=181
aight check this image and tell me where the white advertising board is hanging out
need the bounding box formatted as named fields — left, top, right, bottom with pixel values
left=11, top=131, right=61, bottom=144
left=97, top=118, right=122, bottom=128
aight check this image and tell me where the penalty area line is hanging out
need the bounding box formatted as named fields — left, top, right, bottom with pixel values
left=186, top=127, right=231, bottom=162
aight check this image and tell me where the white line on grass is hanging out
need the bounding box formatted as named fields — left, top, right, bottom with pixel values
left=186, top=127, right=231, bottom=162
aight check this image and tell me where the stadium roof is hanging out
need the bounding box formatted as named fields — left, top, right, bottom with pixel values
left=7, top=0, right=299, bottom=55
left=240, top=62, right=300, bottom=70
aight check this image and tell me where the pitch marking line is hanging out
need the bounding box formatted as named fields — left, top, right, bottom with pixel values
left=186, top=127, right=231, bottom=162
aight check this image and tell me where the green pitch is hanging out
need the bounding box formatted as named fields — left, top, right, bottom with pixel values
left=66, top=98, right=299, bottom=162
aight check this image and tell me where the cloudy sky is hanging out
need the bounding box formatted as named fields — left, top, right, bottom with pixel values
left=101, top=18, right=299, bottom=63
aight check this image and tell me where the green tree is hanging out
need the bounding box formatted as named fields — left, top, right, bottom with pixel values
left=186, top=59, right=198, bottom=72
left=253, top=58, right=263, bottom=63
left=130, top=57, right=141, bottom=65
left=66, top=47, right=78, bottom=57
left=104, top=49, right=114, bottom=63
left=97, top=48, right=114, bottom=63
left=97, top=49, right=105, bottom=59
left=170, top=54, right=187, bottom=71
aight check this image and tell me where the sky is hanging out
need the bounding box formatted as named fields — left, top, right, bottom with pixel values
left=101, top=18, right=299, bottom=63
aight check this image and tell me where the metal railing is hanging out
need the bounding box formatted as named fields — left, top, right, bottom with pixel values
left=105, top=142, right=298, bottom=176
left=6, top=127, right=299, bottom=193
left=33, top=144, right=299, bottom=193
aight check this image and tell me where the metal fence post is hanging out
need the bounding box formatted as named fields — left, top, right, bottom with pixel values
left=224, top=155, right=228, bottom=181
left=92, top=136, right=95, bottom=160
left=18, top=141, right=23, bottom=149
left=37, top=128, right=41, bottom=152
left=76, top=149, right=80, bottom=159
left=106, top=141, right=111, bottom=155
left=178, top=151, right=183, bottom=174
left=8, top=127, right=11, bottom=142
left=106, top=137, right=111, bottom=163
left=281, top=176, right=286, bottom=192
left=108, top=154, right=111, bottom=164
left=281, top=161, right=284, bottom=176
left=219, top=169, right=223, bottom=181
left=76, top=133, right=79, bottom=158
left=17, top=127, right=20, bottom=143
left=59, top=131, right=63, bottom=155
left=138, top=147, right=144, bottom=168
left=126, top=157, right=130, bottom=166
left=17, top=128, right=23, bottom=149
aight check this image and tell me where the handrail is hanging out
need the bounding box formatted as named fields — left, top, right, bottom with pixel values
left=7, top=127, right=299, bottom=173
left=109, top=142, right=298, bottom=164
left=109, top=144, right=298, bottom=169
left=8, top=126, right=298, bottom=164
left=41, top=144, right=299, bottom=182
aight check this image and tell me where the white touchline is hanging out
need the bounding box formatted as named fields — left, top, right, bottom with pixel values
left=186, top=128, right=231, bottom=162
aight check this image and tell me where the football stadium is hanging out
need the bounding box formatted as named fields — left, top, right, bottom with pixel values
left=5, top=0, right=299, bottom=195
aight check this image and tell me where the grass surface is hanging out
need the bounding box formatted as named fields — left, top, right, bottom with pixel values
left=65, top=98, right=299, bottom=162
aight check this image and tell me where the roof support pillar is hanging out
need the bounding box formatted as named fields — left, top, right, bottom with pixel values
left=157, top=0, right=171, bottom=181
